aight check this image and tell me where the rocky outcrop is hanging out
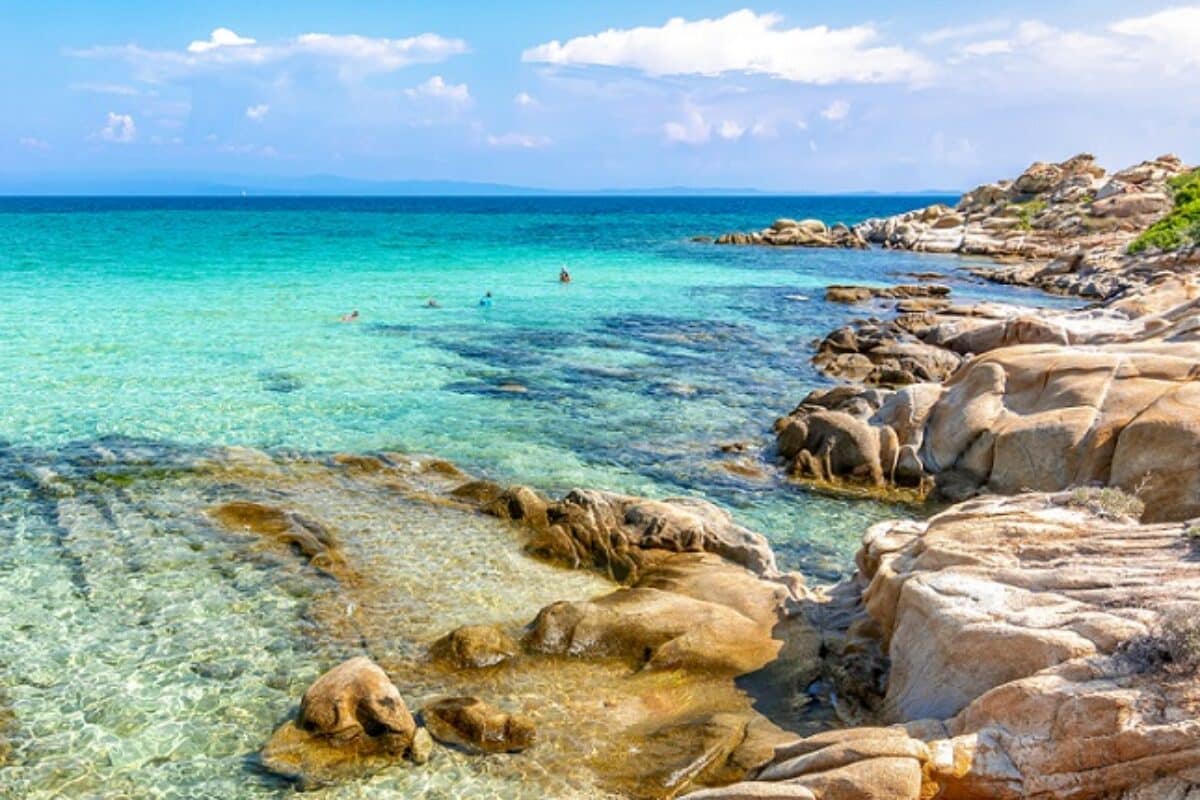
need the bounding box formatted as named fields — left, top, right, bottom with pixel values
left=685, top=494, right=1200, bottom=799
left=261, top=657, right=423, bottom=788
left=780, top=332, right=1200, bottom=520
left=824, top=284, right=951, bottom=304
left=421, top=696, right=536, bottom=754
left=856, top=154, right=1186, bottom=260
left=715, top=218, right=867, bottom=249
left=781, top=269, right=1200, bottom=518
left=525, top=552, right=799, bottom=675
left=454, top=481, right=780, bottom=583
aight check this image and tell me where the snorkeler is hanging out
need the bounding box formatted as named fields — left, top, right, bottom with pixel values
left=479, top=291, right=493, bottom=307
left=559, top=266, right=571, bottom=283
left=340, top=309, right=359, bottom=323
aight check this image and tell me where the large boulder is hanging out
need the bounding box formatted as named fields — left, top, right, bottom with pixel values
left=466, top=486, right=781, bottom=583
left=524, top=552, right=796, bottom=675
left=261, top=657, right=420, bottom=788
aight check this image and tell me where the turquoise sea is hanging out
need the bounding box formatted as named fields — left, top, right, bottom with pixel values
left=0, top=196, right=1070, bottom=798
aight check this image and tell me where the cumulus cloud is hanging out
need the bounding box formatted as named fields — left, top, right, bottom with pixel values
left=663, top=107, right=711, bottom=144
left=485, top=132, right=551, bottom=149
left=514, top=91, right=538, bottom=107
left=523, top=9, right=932, bottom=84
left=820, top=100, right=850, bottom=121
left=19, top=136, right=50, bottom=150
left=245, top=103, right=269, bottom=121
left=73, top=27, right=468, bottom=83
left=943, top=8, right=1200, bottom=88
left=97, top=112, right=136, bottom=143
left=405, top=75, right=471, bottom=105
left=187, top=27, right=256, bottom=54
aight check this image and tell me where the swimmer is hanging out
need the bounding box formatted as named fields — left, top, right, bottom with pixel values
left=559, top=266, right=571, bottom=283
left=479, top=291, right=493, bottom=307
left=426, top=297, right=441, bottom=308
left=340, top=309, right=359, bottom=323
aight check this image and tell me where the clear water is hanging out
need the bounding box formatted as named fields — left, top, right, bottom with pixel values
left=0, top=197, right=1076, bottom=797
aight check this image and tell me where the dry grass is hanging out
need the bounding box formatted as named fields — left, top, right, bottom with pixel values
left=1066, top=486, right=1145, bottom=521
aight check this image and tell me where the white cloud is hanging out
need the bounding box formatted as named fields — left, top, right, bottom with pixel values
left=920, top=20, right=1010, bottom=45
left=405, top=75, right=471, bottom=105
left=74, top=28, right=468, bottom=83
left=19, top=136, right=50, bottom=150
left=69, top=82, right=145, bottom=96
left=245, top=103, right=270, bottom=121
left=514, top=91, right=538, bottom=107
left=956, top=39, right=1013, bottom=57
left=97, top=112, right=136, bottom=143
left=522, top=9, right=933, bottom=84
left=820, top=100, right=850, bottom=121
left=717, top=120, right=745, bottom=140
left=485, top=132, right=552, bottom=149
left=187, top=27, right=257, bottom=54
left=1109, top=6, right=1200, bottom=67
left=663, top=107, right=711, bottom=144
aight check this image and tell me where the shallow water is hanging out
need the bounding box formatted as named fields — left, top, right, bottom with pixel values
left=0, top=197, right=1078, bottom=797
left=0, top=196, right=1071, bottom=578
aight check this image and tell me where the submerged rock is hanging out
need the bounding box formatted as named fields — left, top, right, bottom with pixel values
left=208, top=500, right=348, bottom=575
left=600, top=712, right=796, bottom=800
left=261, top=657, right=421, bottom=788
left=422, top=696, right=535, bottom=754
left=430, top=624, right=519, bottom=669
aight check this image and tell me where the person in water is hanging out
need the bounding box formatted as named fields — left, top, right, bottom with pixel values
left=559, top=266, right=571, bottom=283
left=340, top=309, right=359, bottom=323
left=426, top=297, right=441, bottom=308
left=479, top=291, right=493, bottom=307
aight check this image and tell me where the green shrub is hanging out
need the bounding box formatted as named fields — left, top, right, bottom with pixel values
left=1066, top=485, right=1145, bottom=520
left=1128, top=169, right=1200, bottom=254
left=1013, top=199, right=1047, bottom=231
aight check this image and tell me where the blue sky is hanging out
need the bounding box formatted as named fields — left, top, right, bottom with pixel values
left=2, top=1, right=1198, bottom=191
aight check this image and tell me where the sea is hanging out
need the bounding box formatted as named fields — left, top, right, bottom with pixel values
left=0, top=196, right=1071, bottom=798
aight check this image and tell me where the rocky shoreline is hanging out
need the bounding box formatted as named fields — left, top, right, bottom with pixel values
left=70, top=154, right=1193, bottom=799
left=679, top=153, right=1200, bottom=798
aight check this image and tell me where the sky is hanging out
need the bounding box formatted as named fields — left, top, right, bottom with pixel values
left=1, top=0, right=1198, bottom=192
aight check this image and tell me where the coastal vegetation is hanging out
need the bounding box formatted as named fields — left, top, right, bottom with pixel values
left=1128, top=167, right=1200, bottom=253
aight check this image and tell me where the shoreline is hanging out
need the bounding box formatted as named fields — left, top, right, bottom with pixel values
left=687, top=153, right=1200, bottom=798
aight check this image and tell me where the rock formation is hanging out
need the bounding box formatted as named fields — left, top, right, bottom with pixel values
left=261, top=657, right=423, bottom=788
left=421, top=696, right=536, bottom=754
left=684, top=493, right=1200, bottom=799
left=715, top=218, right=867, bottom=248
left=711, top=154, right=1197, bottom=301
left=782, top=268, right=1200, bottom=518
left=430, top=624, right=519, bottom=669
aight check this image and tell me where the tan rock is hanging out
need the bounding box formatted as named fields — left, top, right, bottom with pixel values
left=430, top=624, right=518, bottom=669
left=422, top=696, right=535, bottom=754
left=261, top=657, right=419, bottom=788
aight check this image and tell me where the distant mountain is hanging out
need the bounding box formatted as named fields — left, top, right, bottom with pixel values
left=0, top=171, right=960, bottom=197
